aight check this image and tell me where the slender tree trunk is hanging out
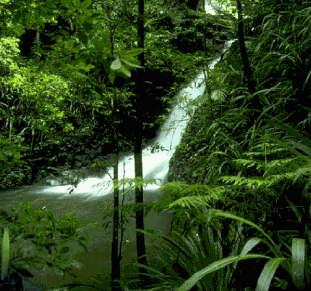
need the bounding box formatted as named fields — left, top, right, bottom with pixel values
left=236, top=0, right=255, bottom=94
left=134, top=140, right=147, bottom=266
left=111, top=111, right=122, bottom=290
left=111, top=153, right=121, bottom=290
left=110, top=88, right=121, bottom=289
left=135, top=0, right=148, bottom=280
left=118, top=161, right=126, bottom=261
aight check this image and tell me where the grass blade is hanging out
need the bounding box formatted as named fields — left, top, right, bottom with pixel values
left=255, top=258, right=285, bottom=291
left=177, top=254, right=269, bottom=291
left=1, top=228, right=10, bottom=280
left=291, top=238, right=306, bottom=289
left=241, top=237, right=262, bottom=255
left=286, top=198, right=302, bottom=222
left=209, top=210, right=278, bottom=252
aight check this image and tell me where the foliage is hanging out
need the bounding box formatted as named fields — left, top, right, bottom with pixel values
left=177, top=210, right=310, bottom=291
left=141, top=210, right=310, bottom=291
left=0, top=134, right=26, bottom=188
left=0, top=0, right=230, bottom=188
left=0, top=203, right=86, bottom=278
left=133, top=223, right=245, bottom=291
left=1, top=0, right=310, bottom=290
left=1, top=228, right=10, bottom=281
left=169, top=0, right=311, bottom=213
left=159, top=0, right=311, bottom=290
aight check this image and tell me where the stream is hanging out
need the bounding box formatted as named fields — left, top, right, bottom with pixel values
left=0, top=3, right=233, bottom=289
left=0, top=67, right=208, bottom=289
left=0, top=46, right=231, bottom=289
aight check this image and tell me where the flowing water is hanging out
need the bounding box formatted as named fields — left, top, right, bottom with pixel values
left=0, top=42, right=232, bottom=288
left=0, top=3, right=234, bottom=288
left=0, top=68, right=208, bottom=288
left=39, top=45, right=231, bottom=198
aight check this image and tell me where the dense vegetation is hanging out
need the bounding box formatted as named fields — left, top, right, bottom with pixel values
left=0, top=0, right=310, bottom=290
left=0, top=0, right=225, bottom=188
left=161, top=0, right=311, bottom=290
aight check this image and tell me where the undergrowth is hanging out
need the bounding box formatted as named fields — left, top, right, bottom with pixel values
left=148, top=1, right=311, bottom=290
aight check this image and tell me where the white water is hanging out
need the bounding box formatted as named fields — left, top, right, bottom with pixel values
left=41, top=47, right=232, bottom=197
left=42, top=72, right=206, bottom=196
left=204, top=0, right=226, bottom=14
left=41, top=3, right=232, bottom=198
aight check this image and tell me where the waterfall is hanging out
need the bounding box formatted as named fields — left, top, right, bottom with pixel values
left=41, top=43, right=232, bottom=198
left=41, top=3, right=232, bottom=198
left=42, top=72, right=206, bottom=196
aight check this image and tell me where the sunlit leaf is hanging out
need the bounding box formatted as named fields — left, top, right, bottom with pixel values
left=120, top=65, right=131, bottom=78
left=240, top=237, right=262, bottom=255
left=255, top=258, right=285, bottom=291
left=291, top=238, right=306, bottom=289
left=122, top=58, right=143, bottom=69
left=110, top=57, right=122, bottom=70
left=1, top=228, right=10, bottom=280
left=178, top=254, right=269, bottom=291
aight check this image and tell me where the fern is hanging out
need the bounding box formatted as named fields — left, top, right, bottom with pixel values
left=168, top=194, right=223, bottom=209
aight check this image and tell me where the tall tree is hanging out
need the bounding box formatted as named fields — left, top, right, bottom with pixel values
left=111, top=100, right=121, bottom=290
left=135, top=0, right=148, bottom=280
left=105, top=3, right=120, bottom=288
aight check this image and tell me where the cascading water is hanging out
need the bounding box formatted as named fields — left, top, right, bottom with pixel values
left=35, top=1, right=232, bottom=198
left=38, top=1, right=228, bottom=198
left=0, top=3, right=234, bottom=288
left=42, top=74, right=205, bottom=196
left=41, top=39, right=233, bottom=198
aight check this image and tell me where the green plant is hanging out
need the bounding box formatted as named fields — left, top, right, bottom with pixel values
left=0, top=203, right=86, bottom=279
left=135, top=225, right=245, bottom=291
left=1, top=228, right=10, bottom=281
left=177, top=210, right=310, bottom=291
left=0, top=134, right=25, bottom=188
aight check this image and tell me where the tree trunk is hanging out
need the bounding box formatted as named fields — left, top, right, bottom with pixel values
left=110, top=88, right=121, bottom=289
left=135, top=0, right=148, bottom=281
left=134, top=140, right=147, bottom=267
left=111, top=153, right=121, bottom=290
left=236, top=0, right=255, bottom=94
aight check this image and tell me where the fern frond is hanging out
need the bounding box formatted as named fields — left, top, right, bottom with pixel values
left=169, top=194, right=223, bottom=209
left=221, top=173, right=297, bottom=190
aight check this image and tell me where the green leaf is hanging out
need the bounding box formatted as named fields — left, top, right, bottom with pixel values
left=120, top=65, right=131, bottom=78
left=121, top=58, right=143, bottom=69
left=110, top=57, right=122, bottom=70
left=123, top=48, right=144, bottom=58
left=177, top=254, right=269, bottom=291
left=209, top=210, right=278, bottom=253
left=240, top=237, right=262, bottom=255
left=291, top=238, right=306, bottom=289
left=108, top=71, right=116, bottom=84
left=1, top=228, right=10, bottom=280
left=255, top=258, right=285, bottom=291
left=286, top=198, right=302, bottom=223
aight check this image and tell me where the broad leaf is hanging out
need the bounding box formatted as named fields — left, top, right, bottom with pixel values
left=122, top=58, right=143, bottom=69
left=1, top=228, right=10, bottom=280
left=110, top=57, right=122, bottom=70
left=291, top=238, right=306, bottom=289
left=241, top=237, right=262, bottom=255
left=256, top=258, right=285, bottom=291
left=177, top=254, right=269, bottom=291
left=120, top=65, right=131, bottom=78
